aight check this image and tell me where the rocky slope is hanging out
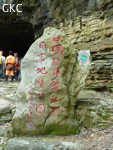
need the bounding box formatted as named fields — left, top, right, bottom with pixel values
left=0, top=0, right=113, bottom=90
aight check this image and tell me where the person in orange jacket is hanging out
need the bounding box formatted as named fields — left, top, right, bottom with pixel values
left=14, top=53, right=20, bottom=80
left=5, top=51, right=16, bottom=82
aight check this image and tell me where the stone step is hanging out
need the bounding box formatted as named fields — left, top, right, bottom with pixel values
left=0, top=99, right=15, bottom=123
left=5, top=138, right=82, bottom=150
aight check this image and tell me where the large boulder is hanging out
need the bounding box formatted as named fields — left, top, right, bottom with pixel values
left=12, top=27, right=91, bottom=136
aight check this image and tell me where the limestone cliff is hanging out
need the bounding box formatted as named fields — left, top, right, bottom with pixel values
left=0, top=0, right=113, bottom=90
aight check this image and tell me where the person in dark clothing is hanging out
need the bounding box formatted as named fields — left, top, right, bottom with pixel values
left=18, top=57, right=22, bottom=80
left=14, top=53, right=20, bottom=80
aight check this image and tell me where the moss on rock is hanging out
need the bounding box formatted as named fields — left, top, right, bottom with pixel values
left=42, top=124, right=80, bottom=136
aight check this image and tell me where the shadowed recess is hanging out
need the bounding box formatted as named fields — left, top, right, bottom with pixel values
left=0, top=21, right=34, bottom=58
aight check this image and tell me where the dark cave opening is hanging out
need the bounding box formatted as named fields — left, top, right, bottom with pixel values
left=0, top=22, right=34, bottom=58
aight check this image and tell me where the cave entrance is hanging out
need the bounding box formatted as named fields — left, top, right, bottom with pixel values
left=0, top=22, right=34, bottom=58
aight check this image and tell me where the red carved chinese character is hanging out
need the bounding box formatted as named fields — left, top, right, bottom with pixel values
left=52, top=44, right=64, bottom=56
left=38, top=53, right=45, bottom=63
left=29, top=85, right=33, bottom=93
left=52, top=58, right=61, bottom=65
left=29, top=100, right=33, bottom=105
left=56, top=58, right=61, bottom=65
left=50, top=107, right=60, bottom=115
left=27, top=112, right=33, bottom=118
left=37, top=67, right=48, bottom=74
left=28, top=118, right=33, bottom=123
left=29, top=93, right=33, bottom=99
left=36, top=104, right=45, bottom=113
left=28, top=122, right=34, bottom=130
left=51, top=96, right=58, bottom=104
left=37, top=93, right=44, bottom=99
left=38, top=78, right=44, bottom=88
left=52, top=58, right=56, bottom=65
left=29, top=106, right=32, bottom=111
left=53, top=68, right=61, bottom=77
left=39, top=42, right=46, bottom=49
left=50, top=81, right=60, bottom=93
left=53, top=36, right=61, bottom=43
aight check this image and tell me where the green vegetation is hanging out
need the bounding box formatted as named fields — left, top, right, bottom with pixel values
left=5, top=137, right=10, bottom=141
left=77, top=119, right=82, bottom=125
left=101, top=105, right=104, bottom=109
left=43, top=124, right=80, bottom=135
left=14, top=134, right=17, bottom=137
left=111, top=88, right=113, bottom=92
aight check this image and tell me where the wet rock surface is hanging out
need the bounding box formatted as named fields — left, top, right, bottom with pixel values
left=0, top=79, right=113, bottom=149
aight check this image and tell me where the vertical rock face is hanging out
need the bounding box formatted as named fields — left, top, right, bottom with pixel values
left=12, top=27, right=90, bottom=135
left=58, top=0, right=113, bottom=90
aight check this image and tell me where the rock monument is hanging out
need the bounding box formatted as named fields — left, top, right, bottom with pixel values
left=12, top=27, right=91, bottom=136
